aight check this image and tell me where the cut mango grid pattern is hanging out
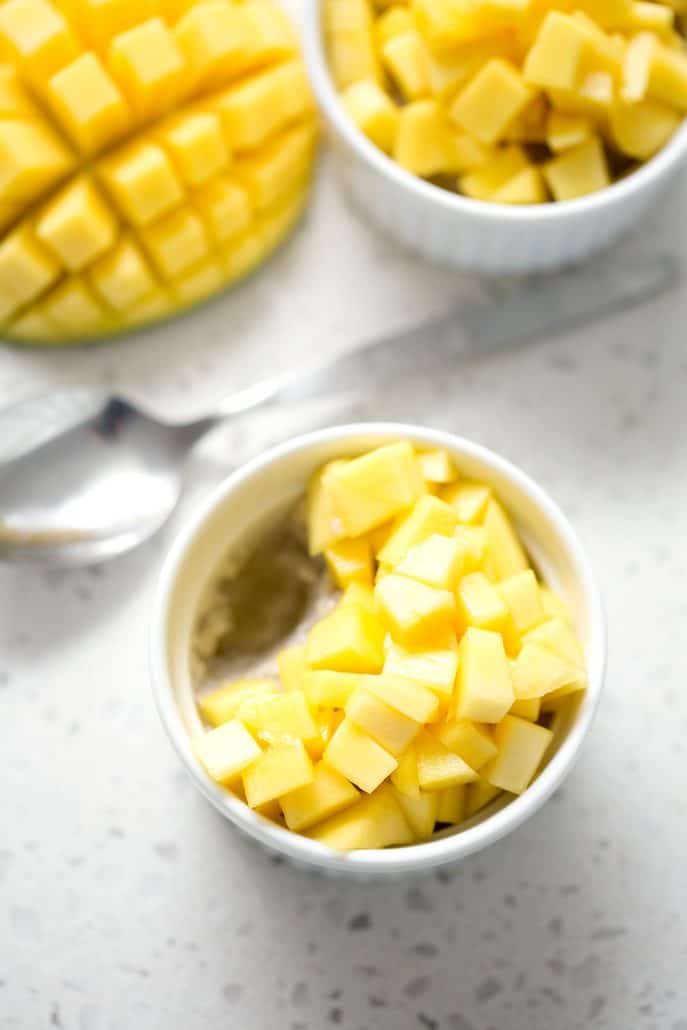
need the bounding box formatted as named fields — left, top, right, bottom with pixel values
left=0, top=0, right=317, bottom=343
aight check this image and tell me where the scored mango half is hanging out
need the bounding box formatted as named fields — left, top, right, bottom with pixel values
left=0, top=0, right=317, bottom=344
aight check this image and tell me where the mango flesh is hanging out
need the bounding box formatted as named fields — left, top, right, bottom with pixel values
left=0, top=0, right=316, bottom=344
left=192, top=442, right=587, bottom=850
left=325, top=0, right=687, bottom=205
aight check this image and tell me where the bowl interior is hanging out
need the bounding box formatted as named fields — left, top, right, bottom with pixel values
left=154, top=425, right=604, bottom=875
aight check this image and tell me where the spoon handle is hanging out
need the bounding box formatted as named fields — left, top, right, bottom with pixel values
left=209, top=251, right=678, bottom=421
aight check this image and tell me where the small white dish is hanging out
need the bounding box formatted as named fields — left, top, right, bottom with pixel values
left=150, top=423, right=605, bottom=878
left=301, top=0, right=687, bottom=274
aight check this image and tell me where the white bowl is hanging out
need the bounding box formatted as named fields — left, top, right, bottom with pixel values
left=302, top=0, right=687, bottom=274
left=151, top=424, right=605, bottom=878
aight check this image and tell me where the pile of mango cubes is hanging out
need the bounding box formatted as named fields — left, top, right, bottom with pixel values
left=194, top=442, right=587, bottom=851
left=0, top=0, right=316, bottom=344
left=326, top=0, right=687, bottom=204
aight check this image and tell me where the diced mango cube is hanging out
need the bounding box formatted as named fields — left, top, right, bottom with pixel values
left=279, top=761, right=359, bottom=831
left=546, top=110, right=592, bottom=152
left=304, top=670, right=360, bottom=709
left=214, top=59, right=313, bottom=152
left=346, top=686, right=420, bottom=756
left=441, top=480, right=491, bottom=523
left=360, top=673, right=440, bottom=723
left=108, top=17, right=186, bottom=120
left=395, top=534, right=465, bottom=591
left=88, top=234, right=156, bottom=310
left=194, top=178, right=251, bottom=243
left=394, top=99, right=489, bottom=176
left=341, top=79, right=398, bottom=153
left=0, top=120, right=73, bottom=204
left=238, top=690, right=319, bottom=746
left=39, top=275, right=106, bottom=334
left=309, top=782, right=412, bottom=849
left=194, top=718, right=261, bottom=784
left=327, top=442, right=425, bottom=538
left=378, top=494, right=459, bottom=566
left=490, top=165, right=547, bottom=204
left=243, top=740, right=314, bottom=807
left=611, top=97, right=681, bottom=158
left=0, top=223, right=59, bottom=308
left=394, top=786, right=439, bottom=839
left=277, top=644, right=308, bottom=693
left=510, top=696, right=541, bottom=721
left=465, top=776, right=503, bottom=818
left=325, top=0, right=380, bottom=89
left=173, top=258, right=222, bottom=305
left=540, top=587, right=570, bottom=623
left=307, top=708, right=343, bottom=760
left=175, top=0, right=253, bottom=88
left=0, top=66, right=37, bottom=118
left=160, top=110, right=229, bottom=187
left=325, top=536, right=373, bottom=589
left=460, top=144, right=529, bottom=199
left=383, top=642, right=458, bottom=701
left=239, top=0, right=297, bottom=69
left=415, top=729, right=477, bottom=790
left=525, top=616, right=584, bottom=667
left=522, top=12, right=587, bottom=90
left=433, top=718, right=497, bottom=769
left=375, top=574, right=455, bottom=648
left=197, top=678, right=276, bottom=727
left=99, top=141, right=184, bottom=226
left=375, top=6, right=414, bottom=46
left=482, top=498, right=529, bottom=580
left=140, top=206, right=209, bottom=277
left=511, top=641, right=583, bottom=700
left=483, top=714, right=553, bottom=794
left=235, top=122, right=316, bottom=211
left=436, top=783, right=466, bottom=824
left=76, top=0, right=157, bottom=52
left=306, top=605, right=385, bottom=673
left=381, top=30, right=431, bottom=100
left=340, top=580, right=377, bottom=615
left=46, top=52, right=130, bottom=154
left=0, top=0, right=78, bottom=80
left=646, top=36, right=687, bottom=109
left=307, top=459, right=349, bottom=555
left=544, top=136, right=610, bottom=202
left=455, top=627, right=513, bottom=722
left=418, top=448, right=457, bottom=485
left=456, top=571, right=509, bottom=635
left=390, top=742, right=420, bottom=797
left=36, top=176, right=117, bottom=270
left=498, top=569, right=545, bottom=634
left=453, top=525, right=488, bottom=572
left=324, top=717, right=398, bottom=792
left=451, top=58, right=532, bottom=143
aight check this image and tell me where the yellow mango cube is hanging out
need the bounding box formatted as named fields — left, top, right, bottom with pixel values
left=306, top=605, right=385, bottom=673
left=341, top=79, right=398, bottom=153
left=307, top=459, right=349, bottom=555
left=239, top=0, right=297, bottom=68
left=0, top=0, right=78, bottom=80
left=243, top=740, right=314, bottom=808
left=89, top=234, right=156, bottom=310
left=327, top=442, right=425, bottom=537
left=238, top=690, right=319, bottom=746
left=455, top=627, right=513, bottom=722
left=451, top=58, right=533, bottom=143
left=415, top=729, right=478, bottom=790
left=0, top=223, right=59, bottom=307
left=540, top=587, right=571, bottom=623
left=510, top=696, right=541, bottom=721
left=198, top=678, right=276, bottom=727
left=498, top=569, right=545, bottom=634
left=391, top=742, right=420, bottom=797
left=175, top=0, right=252, bottom=88
left=395, top=533, right=466, bottom=591
left=611, top=97, right=681, bottom=158
left=277, top=644, right=308, bottom=692
left=381, top=30, right=431, bottom=100
left=453, top=525, right=488, bottom=572
left=140, top=206, right=209, bottom=277
left=376, top=6, right=414, bottom=46
left=394, top=787, right=439, bottom=839
left=360, top=672, right=440, bottom=723
left=460, top=144, right=529, bottom=199
left=307, top=708, right=343, bottom=760
left=346, top=686, right=420, bottom=756
left=511, top=641, right=583, bottom=700
left=108, top=17, right=186, bottom=120
left=378, top=495, right=459, bottom=566
left=490, top=165, right=547, bottom=204
left=441, top=480, right=491, bottom=523
left=546, top=110, right=593, bottom=151
left=544, top=136, right=610, bottom=201
left=46, top=52, right=130, bottom=154
left=483, top=714, right=553, bottom=794
left=523, top=12, right=587, bottom=90
left=0, top=120, right=73, bottom=205
left=173, top=258, right=222, bottom=305
left=0, top=66, right=37, bottom=117
left=456, top=571, right=509, bottom=635
left=325, top=536, right=373, bottom=589
left=77, top=0, right=157, bottom=51
left=99, top=141, right=184, bottom=227
left=375, top=574, right=455, bottom=647
left=647, top=37, right=687, bottom=109
left=418, top=448, right=458, bottom=485
left=394, top=99, right=489, bottom=176
left=214, top=59, right=313, bottom=152
left=194, top=718, right=261, bottom=784
left=194, top=178, right=251, bottom=243
left=383, top=642, right=458, bottom=701
left=160, top=111, right=229, bottom=187
left=465, top=776, right=503, bottom=817
left=525, top=617, right=584, bottom=667
left=39, top=276, right=106, bottom=334
left=340, top=580, right=378, bottom=615
left=279, top=760, right=359, bottom=831
left=482, top=498, right=529, bottom=580
left=304, top=670, right=360, bottom=709
left=436, top=783, right=466, bottom=824
left=433, top=718, right=497, bottom=769
left=235, top=122, right=316, bottom=211
left=324, top=718, right=398, bottom=793
left=309, top=782, right=412, bottom=849
left=36, top=176, right=117, bottom=270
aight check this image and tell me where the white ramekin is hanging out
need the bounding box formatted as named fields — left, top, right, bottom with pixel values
left=150, top=424, right=605, bottom=878
left=301, top=1, right=687, bottom=274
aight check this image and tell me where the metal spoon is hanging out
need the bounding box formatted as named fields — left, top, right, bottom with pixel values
left=0, top=252, right=676, bottom=566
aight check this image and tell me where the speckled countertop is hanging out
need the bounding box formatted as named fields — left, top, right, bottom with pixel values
left=2, top=78, right=687, bottom=1030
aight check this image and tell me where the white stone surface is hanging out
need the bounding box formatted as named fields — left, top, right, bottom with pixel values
left=1, top=53, right=687, bottom=1029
